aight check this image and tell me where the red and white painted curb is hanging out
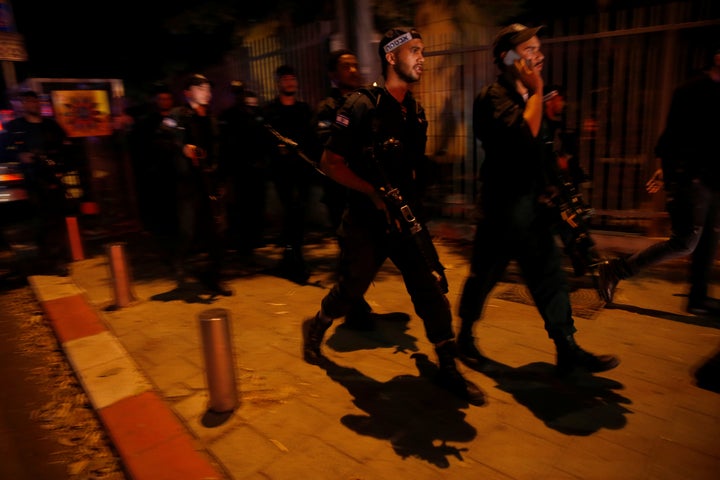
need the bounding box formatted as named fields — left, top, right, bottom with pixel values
left=29, top=275, right=225, bottom=480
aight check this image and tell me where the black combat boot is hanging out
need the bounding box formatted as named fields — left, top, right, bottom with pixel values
left=456, top=326, right=488, bottom=369
left=435, top=340, right=485, bottom=406
left=174, top=263, right=191, bottom=290
left=343, top=299, right=375, bottom=331
left=203, top=278, right=233, bottom=297
left=199, top=270, right=233, bottom=297
left=554, top=334, right=620, bottom=376
left=279, top=246, right=310, bottom=284
left=596, top=257, right=632, bottom=303
left=302, top=313, right=332, bottom=365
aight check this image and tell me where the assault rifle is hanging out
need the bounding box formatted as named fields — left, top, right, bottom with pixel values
left=550, top=170, right=602, bottom=276
left=263, top=124, right=325, bottom=176
left=372, top=138, right=448, bottom=293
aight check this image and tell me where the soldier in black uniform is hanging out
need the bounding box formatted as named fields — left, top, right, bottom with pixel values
left=314, top=49, right=377, bottom=330
left=218, top=81, right=268, bottom=256
left=263, top=65, right=322, bottom=284
left=539, top=85, right=600, bottom=277
left=315, top=49, right=363, bottom=231
left=302, top=28, right=485, bottom=406
left=0, top=90, right=72, bottom=276
left=128, top=82, right=178, bottom=238
left=457, top=24, right=619, bottom=376
left=160, top=74, right=232, bottom=296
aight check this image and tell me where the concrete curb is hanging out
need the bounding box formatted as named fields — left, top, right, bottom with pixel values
left=28, top=274, right=226, bottom=480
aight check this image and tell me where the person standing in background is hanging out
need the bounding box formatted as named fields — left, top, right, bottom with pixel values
left=218, top=81, right=268, bottom=257
left=0, top=90, right=73, bottom=276
left=160, top=73, right=232, bottom=296
left=128, top=82, right=178, bottom=238
left=539, top=84, right=600, bottom=278
left=316, top=49, right=364, bottom=232
left=263, top=65, right=322, bottom=284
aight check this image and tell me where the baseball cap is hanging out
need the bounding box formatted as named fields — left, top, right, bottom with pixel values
left=185, top=73, right=212, bottom=89
left=492, top=23, right=544, bottom=61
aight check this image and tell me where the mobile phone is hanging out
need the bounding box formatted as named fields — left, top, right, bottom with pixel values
left=503, top=49, right=522, bottom=66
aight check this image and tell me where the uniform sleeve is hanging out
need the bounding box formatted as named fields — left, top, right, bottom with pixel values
left=475, top=84, right=534, bottom=152
left=300, top=102, right=323, bottom=162
left=158, top=107, right=192, bottom=176
left=315, top=98, right=335, bottom=147
left=326, top=92, right=371, bottom=159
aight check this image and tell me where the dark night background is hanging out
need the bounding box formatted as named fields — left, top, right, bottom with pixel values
left=9, top=1, right=280, bottom=82
left=4, top=0, right=333, bottom=105
left=3, top=0, right=690, bottom=107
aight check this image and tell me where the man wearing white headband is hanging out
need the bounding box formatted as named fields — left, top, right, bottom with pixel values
left=302, top=27, right=485, bottom=406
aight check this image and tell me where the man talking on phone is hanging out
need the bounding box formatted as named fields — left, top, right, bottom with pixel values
left=456, top=24, right=620, bottom=376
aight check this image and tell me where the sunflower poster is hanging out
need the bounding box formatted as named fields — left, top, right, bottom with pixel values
left=50, top=90, right=113, bottom=137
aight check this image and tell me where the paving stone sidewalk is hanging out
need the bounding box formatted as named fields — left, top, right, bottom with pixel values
left=28, top=226, right=720, bottom=480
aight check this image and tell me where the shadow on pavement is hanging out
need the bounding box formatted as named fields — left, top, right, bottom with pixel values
left=318, top=354, right=478, bottom=468
left=201, top=410, right=234, bottom=428
left=149, top=283, right=226, bottom=304
left=606, top=302, right=720, bottom=329
left=326, top=312, right=419, bottom=354
left=693, top=345, right=720, bottom=393
left=465, top=358, right=631, bottom=436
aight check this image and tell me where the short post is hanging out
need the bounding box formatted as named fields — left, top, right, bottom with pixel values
left=106, top=242, right=135, bottom=308
left=199, top=308, right=238, bottom=413
left=65, top=216, right=84, bottom=261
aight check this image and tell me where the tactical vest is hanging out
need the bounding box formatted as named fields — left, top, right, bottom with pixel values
left=350, top=86, right=428, bottom=197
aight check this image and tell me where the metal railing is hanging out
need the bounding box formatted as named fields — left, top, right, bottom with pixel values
left=236, top=1, right=719, bottom=234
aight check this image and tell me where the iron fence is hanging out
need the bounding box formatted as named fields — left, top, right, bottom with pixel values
left=237, top=1, right=719, bottom=234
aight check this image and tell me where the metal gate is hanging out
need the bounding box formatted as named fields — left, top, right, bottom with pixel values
left=416, top=1, right=720, bottom=233
left=234, top=1, right=719, bottom=234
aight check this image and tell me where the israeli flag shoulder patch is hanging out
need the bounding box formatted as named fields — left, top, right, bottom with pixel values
left=162, top=117, right=178, bottom=128
left=335, top=113, right=350, bottom=128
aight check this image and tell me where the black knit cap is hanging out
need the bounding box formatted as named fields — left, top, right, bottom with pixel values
left=492, top=23, right=544, bottom=61
left=17, top=89, right=39, bottom=99
left=151, top=82, right=171, bottom=95
left=276, top=65, right=296, bottom=77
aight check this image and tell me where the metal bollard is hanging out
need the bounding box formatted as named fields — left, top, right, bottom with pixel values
left=65, top=216, right=84, bottom=261
left=106, top=242, right=135, bottom=308
left=199, top=308, right=238, bottom=413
